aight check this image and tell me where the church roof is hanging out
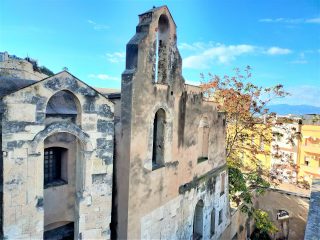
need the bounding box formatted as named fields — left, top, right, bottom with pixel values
left=0, top=77, right=37, bottom=98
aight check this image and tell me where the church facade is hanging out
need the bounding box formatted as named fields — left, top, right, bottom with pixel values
left=0, top=6, right=230, bottom=239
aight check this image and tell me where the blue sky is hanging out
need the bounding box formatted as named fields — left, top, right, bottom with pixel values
left=1, top=0, right=319, bottom=106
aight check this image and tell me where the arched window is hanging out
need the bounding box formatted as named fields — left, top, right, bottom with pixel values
left=46, top=90, right=80, bottom=125
left=198, top=117, right=209, bottom=163
left=152, top=109, right=166, bottom=170
left=155, top=14, right=170, bottom=84
left=193, top=200, right=204, bottom=239
left=210, top=208, right=215, bottom=237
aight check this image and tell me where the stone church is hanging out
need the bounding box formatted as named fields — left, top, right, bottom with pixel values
left=0, top=6, right=230, bottom=239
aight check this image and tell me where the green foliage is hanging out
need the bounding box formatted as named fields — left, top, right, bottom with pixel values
left=253, top=209, right=278, bottom=234
left=38, top=66, right=54, bottom=76
left=229, top=166, right=270, bottom=206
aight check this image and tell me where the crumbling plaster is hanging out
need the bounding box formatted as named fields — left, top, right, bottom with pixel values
left=115, top=6, right=229, bottom=239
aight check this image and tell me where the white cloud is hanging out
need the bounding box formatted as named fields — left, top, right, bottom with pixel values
left=272, top=85, right=320, bottom=107
left=266, top=47, right=292, bottom=55
left=305, top=17, right=320, bottom=24
left=88, top=20, right=109, bottom=31
left=105, top=52, right=125, bottom=63
left=178, top=42, right=213, bottom=51
left=290, top=60, right=308, bottom=64
left=289, top=52, right=308, bottom=64
left=88, top=74, right=120, bottom=81
left=259, top=17, right=320, bottom=24
left=180, top=42, right=294, bottom=69
left=183, top=43, right=256, bottom=69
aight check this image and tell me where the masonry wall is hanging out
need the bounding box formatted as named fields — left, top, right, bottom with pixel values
left=116, top=6, right=229, bottom=239
left=0, top=57, right=47, bottom=80
left=304, top=179, right=320, bottom=239
left=257, top=189, right=309, bottom=240
left=1, top=72, right=114, bottom=239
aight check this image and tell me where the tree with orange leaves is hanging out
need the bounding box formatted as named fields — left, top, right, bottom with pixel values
left=201, top=66, right=288, bottom=236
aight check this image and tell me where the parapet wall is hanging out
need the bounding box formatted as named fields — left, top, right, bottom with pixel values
left=0, top=52, right=47, bottom=80
left=304, top=179, right=320, bottom=240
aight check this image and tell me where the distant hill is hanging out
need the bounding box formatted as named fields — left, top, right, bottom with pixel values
left=267, top=104, right=320, bottom=115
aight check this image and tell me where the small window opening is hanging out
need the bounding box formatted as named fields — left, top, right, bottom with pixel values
left=152, top=109, right=166, bottom=170
left=220, top=172, right=226, bottom=196
left=44, top=147, right=67, bottom=188
left=219, top=209, right=223, bottom=225
left=260, top=135, right=264, bottom=151
left=210, top=209, right=215, bottom=236
left=198, top=117, right=209, bottom=163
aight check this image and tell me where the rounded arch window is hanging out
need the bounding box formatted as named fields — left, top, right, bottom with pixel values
left=46, top=90, right=81, bottom=125
left=158, top=14, right=169, bottom=34
left=152, top=108, right=166, bottom=170
left=155, top=14, right=170, bottom=84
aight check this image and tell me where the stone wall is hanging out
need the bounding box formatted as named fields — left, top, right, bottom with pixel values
left=0, top=55, right=48, bottom=80
left=115, top=6, right=229, bottom=239
left=1, top=72, right=114, bottom=239
left=141, top=167, right=229, bottom=239
left=304, top=179, right=320, bottom=240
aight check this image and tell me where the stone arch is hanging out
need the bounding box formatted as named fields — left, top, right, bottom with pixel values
left=31, top=122, right=93, bottom=154
left=45, top=89, right=82, bottom=125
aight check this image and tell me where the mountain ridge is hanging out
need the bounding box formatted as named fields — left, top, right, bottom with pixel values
left=267, top=104, right=320, bottom=115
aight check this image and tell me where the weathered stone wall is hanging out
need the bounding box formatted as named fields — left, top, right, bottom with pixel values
left=1, top=72, right=114, bottom=239
left=140, top=167, right=229, bottom=239
left=115, top=6, right=229, bottom=239
left=0, top=56, right=47, bottom=80
left=221, top=205, right=254, bottom=240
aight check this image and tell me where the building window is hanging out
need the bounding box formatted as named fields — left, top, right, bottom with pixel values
left=155, top=14, right=169, bottom=84
left=220, top=172, right=226, bottom=196
left=304, top=156, right=310, bottom=166
left=152, top=109, right=166, bottom=170
left=210, top=208, right=215, bottom=236
left=219, top=209, right=223, bottom=225
left=44, top=147, right=67, bottom=188
left=260, top=136, right=264, bottom=151
left=198, top=117, right=209, bottom=163
left=251, top=134, right=255, bottom=145
left=193, top=200, right=204, bottom=240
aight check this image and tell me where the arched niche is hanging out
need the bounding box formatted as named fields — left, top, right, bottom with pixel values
left=45, top=90, right=81, bottom=125
left=152, top=108, right=166, bottom=170
left=193, top=200, right=204, bottom=239
left=198, top=116, right=210, bottom=163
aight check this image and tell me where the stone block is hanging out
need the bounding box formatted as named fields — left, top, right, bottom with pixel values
left=7, top=103, right=36, bottom=122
